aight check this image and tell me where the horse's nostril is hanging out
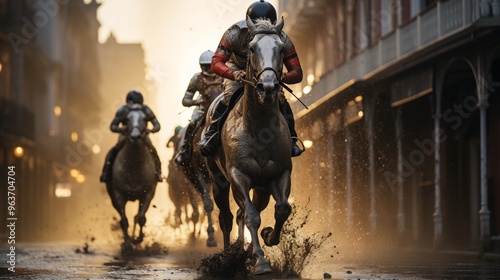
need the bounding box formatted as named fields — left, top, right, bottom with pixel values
left=263, top=82, right=277, bottom=93
left=273, top=83, right=280, bottom=92
left=130, top=128, right=142, bottom=140
left=257, top=83, right=265, bottom=93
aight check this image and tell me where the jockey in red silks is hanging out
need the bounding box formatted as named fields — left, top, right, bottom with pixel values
left=197, top=0, right=304, bottom=158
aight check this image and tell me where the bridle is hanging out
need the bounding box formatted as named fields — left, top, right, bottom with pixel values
left=240, top=26, right=309, bottom=109
left=241, top=29, right=283, bottom=89
left=127, top=107, right=147, bottom=139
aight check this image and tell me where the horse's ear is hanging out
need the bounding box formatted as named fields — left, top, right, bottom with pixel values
left=275, top=16, right=284, bottom=33
left=246, top=15, right=255, bottom=33
left=247, top=16, right=255, bottom=33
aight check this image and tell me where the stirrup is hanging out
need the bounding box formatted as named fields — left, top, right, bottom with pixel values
left=198, top=132, right=219, bottom=157
left=291, top=136, right=306, bottom=157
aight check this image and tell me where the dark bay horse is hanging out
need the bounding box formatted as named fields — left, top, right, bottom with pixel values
left=204, top=17, right=292, bottom=275
left=106, top=108, right=158, bottom=250
left=166, top=127, right=203, bottom=235
left=177, top=73, right=223, bottom=247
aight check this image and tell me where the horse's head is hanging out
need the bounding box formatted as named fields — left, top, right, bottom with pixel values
left=246, top=16, right=285, bottom=105
left=126, top=107, right=147, bottom=143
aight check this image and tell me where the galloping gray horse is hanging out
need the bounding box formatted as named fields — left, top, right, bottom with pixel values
left=107, top=108, right=158, bottom=250
left=204, top=17, right=292, bottom=275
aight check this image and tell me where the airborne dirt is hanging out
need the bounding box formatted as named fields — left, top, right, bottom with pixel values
left=0, top=205, right=331, bottom=280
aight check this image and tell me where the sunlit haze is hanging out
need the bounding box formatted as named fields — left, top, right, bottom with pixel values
left=93, top=0, right=277, bottom=243
left=97, top=0, right=277, bottom=162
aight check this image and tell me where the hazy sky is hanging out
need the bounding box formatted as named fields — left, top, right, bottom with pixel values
left=97, top=0, right=278, bottom=158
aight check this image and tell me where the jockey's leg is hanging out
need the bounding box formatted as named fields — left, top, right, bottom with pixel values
left=175, top=110, right=201, bottom=164
left=100, top=139, right=125, bottom=183
left=198, top=78, right=239, bottom=157
left=279, top=98, right=304, bottom=157
left=145, top=138, right=162, bottom=182
left=151, top=147, right=162, bottom=182
left=198, top=100, right=227, bottom=157
left=100, top=149, right=114, bottom=183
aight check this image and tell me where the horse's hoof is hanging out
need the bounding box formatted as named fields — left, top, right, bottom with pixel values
left=261, top=227, right=273, bottom=246
left=132, top=233, right=145, bottom=245
left=122, top=242, right=133, bottom=252
left=206, top=238, right=217, bottom=247
left=254, top=259, right=272, bottom=275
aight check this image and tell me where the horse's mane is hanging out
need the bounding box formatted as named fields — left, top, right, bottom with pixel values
left=252, top=18, right=277, bottom=32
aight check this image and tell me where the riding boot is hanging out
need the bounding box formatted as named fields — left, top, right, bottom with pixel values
left=198, top=101, right=228, bottom=157
left=280, top=100, right=304, bottom=157
left=175, top=121, right=196, bottom=164
left=100, top=146, right=118, bottom=183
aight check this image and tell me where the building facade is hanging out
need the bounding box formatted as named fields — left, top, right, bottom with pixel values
left=0, top=0, right=102, bottom=242
left=280, top=0, right=500, bottom=252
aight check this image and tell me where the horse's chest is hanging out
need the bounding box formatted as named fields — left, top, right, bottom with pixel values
left=234, top=153, right=283, bottom=180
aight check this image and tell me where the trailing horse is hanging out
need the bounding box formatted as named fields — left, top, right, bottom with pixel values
left=106, top=108, right=158, bottom=251
left=166, top=127, right=204, bottom=236
left=176, top=71, right=223, bottom=247
left=204, top=17, right=292, bottom=275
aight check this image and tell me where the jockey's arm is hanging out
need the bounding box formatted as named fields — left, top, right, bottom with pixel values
left=182, top=91, right=202, bottom=107
left=182, top=74, right=203, bottom=107
left=282, top=48, right=303, bottom=84
left=212, top=40, right=236, bottom=80
left=110, top=106, right=128, bottom=133
left=150, top=118, right=161, bottom=133
left=144, top=105, right=161, bottom=133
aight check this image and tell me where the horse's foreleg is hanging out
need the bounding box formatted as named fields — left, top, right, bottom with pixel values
left=174, top=204, right=182, bottom=228
left=188, top=192, right=200, bottom=237
left=200, top=188, right=217, bottom=247
left=262, top=172, right=292, bottom=247
left=230, top=168, right=272, bottom=275
left=236, top=208, right=244, bottom=243
left=109, top=190, right=132, bottom=250
left=133, top=187, right=156, bottom=244
left=213, top=180, right=232, bottom=249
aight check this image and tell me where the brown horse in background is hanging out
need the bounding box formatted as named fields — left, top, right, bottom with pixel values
left=204, top=17, right=293, bottom=275
left=107, top=108, right=158, bottom=251
left=176, top=73, right=223, bottom=247
left=166, top=128, right=203, bottom=236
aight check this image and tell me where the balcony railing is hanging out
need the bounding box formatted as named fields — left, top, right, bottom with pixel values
left=288, top=0, right=500, bottom=113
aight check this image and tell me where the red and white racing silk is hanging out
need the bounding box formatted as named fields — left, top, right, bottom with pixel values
left=211, top=19, right=303, bottom=85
